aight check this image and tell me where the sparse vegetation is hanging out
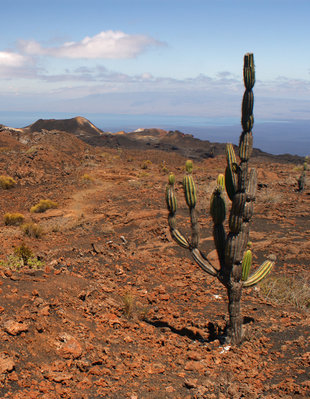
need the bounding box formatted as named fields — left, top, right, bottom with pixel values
left=122, top=292, right=135, bottom=319
left=260, top=274, right=310, bottom=310
left=297, top=155, right=308, bottom=192
left=0, top=175, right=16, bottom=189
left=141, top=160, right=152, bottom=169
left=13, top=243, right=33, bottom=265
left=21, top=222, right=43, bottom=238
left=30, top=199, right=58, bottom=213
left=160, top=160, right=169, bottom=174
left=81, top=173, right=95, bottom=183
left=139, top=171, right=150, bottom=178
left=0, top=244, right=43, bottom=270
left=4, top=212, right=25, bottom=226
left=26, top=145, right=40, bottom=154
left=259, top=189, right=283, bottom=204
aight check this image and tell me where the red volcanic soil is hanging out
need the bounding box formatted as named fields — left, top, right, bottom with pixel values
left=0, top=122, right=309, bottom=398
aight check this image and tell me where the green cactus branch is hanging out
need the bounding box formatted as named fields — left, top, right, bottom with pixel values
left=165, top=53, right=276, bottom=345
left=243, top=255, right=276, bottom=287
left=166, top=174, right=218, bottom=276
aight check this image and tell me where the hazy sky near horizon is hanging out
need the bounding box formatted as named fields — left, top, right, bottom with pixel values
left=1, top=0, right=309, bottom=121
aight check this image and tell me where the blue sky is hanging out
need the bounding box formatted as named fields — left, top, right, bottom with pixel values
left=0, top=0, right=309, bottom=121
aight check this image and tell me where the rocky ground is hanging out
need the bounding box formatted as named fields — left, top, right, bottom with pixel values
left=0, top=123, right=309, bottom=398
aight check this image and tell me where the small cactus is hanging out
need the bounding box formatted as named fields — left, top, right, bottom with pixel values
left=164, top=54, right=275, bottom=345
left=297, top=156, right=308, bottom=192
left=185, top=159, right=193, bottom=173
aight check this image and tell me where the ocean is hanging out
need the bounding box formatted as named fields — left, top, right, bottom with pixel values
left=0, top=111, right=309, bottom=157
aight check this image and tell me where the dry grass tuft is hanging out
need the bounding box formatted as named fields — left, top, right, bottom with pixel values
left=30, top=199, right=58, bottom=213
left=21, top=222, right=43, bottom=238
left=0, top=175, right=16, bottom=189
left=259, top=273, right=310, bottom=311
left=4, top=213, right=25, bottom=226
left=81, top=173, right=95, bottom=183
left=141, top=160, right=152, bottom=170
left=122, top=293, right=135, bottom=319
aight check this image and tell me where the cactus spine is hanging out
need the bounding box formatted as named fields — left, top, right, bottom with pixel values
left=165, top=53, right=275, bottom=345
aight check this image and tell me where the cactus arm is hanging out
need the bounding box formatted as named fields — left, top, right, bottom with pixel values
left=183, top=162, right=200, bottom=248
left=169, top=225, right=190, bottom=249
left=191, top=248, right=218, bottom=277
left=210, top=186, right=227, bottom=270
left=241, top=248, right=252, bottom=281
left=166, top=166, right=218, bottom=276
left=166, top=175, right=191, bottom=249
left=243, top=255, right=276, bottom=287
left=225, top=144, right=238, bottom=201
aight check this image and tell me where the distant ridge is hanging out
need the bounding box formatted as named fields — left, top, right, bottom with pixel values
left=1, top=116, right=302, bottom=163
left=25, top=116, right=104, bottom=140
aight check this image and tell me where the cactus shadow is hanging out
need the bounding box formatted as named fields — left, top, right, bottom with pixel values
left=144, top=318, right=228, bottom=344
left=144, top=316, right=255, bottom=345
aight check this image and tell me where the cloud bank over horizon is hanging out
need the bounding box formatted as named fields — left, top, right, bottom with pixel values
left=0, top=48, right=309, bottom=121
left=1, top=0, right=309, bottom=121
left=18, top=30, right=164, bottom=60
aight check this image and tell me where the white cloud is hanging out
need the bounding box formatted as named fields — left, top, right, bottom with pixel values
left=0, top=51, right=28, bottom=67
left=19, top=30, right=164, bottom=59
left=0, top=51, right=40, bottom=79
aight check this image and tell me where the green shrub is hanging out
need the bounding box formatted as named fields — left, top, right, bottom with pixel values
left=0, top=253, right=43, bottom=271
left=4, top=213, right=25, bottom=226
left=21, top=222, right=43, bottom=238
left=0, top=175, right=16, bottom=189
left=0, top=255, right=24, bottom=271
left=14, top=243, right=33, bottom=265
left=30, top=199, right=58, bottom=213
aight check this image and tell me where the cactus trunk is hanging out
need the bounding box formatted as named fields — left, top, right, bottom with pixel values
left=227, top=282, right=243, bottom=345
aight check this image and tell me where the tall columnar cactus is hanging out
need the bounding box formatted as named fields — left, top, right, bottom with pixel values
left=165, top=54, right=276, bottom=345
left=297, top=156, right=308, bottom=192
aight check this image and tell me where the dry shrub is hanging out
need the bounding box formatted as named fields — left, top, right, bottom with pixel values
left=259, top=274, right=310, bottom=311
left=122, top=293, right=135, bottom=319
left=21, top=222, right=43, bottom=238
left=141, top=160, right=152, bottom=170
left=160, top=161, right=169, bottom=174
left=30, top=199, right=58, bottom=213
left=138, top=171, right=149, bottom=179
left=0, top=175, right=16, bottom=189
left=81, top=173, right=95, bottom=183
left=257, top=187, right=283, bottom=204
left=4, top=213, right=25, bottom=226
